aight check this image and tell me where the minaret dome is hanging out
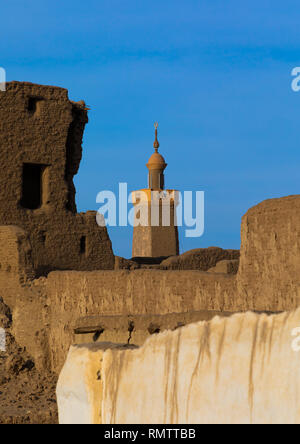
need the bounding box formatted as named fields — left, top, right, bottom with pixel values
left=146, top=122, right=167, bottom=190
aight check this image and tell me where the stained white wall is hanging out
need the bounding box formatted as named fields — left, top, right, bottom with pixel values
left=57, top=309, right=300, bottom=424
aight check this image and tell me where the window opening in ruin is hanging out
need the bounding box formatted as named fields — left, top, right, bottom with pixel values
left=27, top=96, right=44, bottom=116
left=80, top=236, right=86, bottom=254
left=20, top=163, right=46, bottom=210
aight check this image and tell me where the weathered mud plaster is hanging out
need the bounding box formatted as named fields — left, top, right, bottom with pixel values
left=57, top=308, right=300, bottom=424
left=0, top=82, right=114, bottom=276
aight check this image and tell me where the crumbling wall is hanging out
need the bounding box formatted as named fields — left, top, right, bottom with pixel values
left=24, top=269, right=236, bottom=373
left=117, top=247, right=240, bottom=271
left=25, top=194, right=300, bottom=373
left=160, top=247, right=240, bottom=271
left=208, top=259, right=239, bottom=274
left=1, top=234, right=238, bottom=373
left=0, top=82, right=114, bottom=274
left=3, top=191, right=300, bottom=377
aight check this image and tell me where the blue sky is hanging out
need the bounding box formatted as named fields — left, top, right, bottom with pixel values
left=1, top=0, right=300, bottom=257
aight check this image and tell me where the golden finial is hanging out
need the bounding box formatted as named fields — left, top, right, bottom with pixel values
left=153, top=122, right=159, bottom=151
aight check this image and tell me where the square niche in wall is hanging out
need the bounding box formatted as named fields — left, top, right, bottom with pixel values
left=20, top=163, right=48, bottom=210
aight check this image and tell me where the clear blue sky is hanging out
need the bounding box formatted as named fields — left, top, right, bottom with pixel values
left=1, top=0, right=300, bottom=258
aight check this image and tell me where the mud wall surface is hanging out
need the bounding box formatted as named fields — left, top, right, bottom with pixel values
left=57, top=308, right=300, bottom=424
left=237, top=195, right=300, bottom=310
left=13, top=269, right=235, bottom=374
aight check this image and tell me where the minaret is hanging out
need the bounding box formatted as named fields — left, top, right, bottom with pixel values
left=132, top=123, right=179, bottom=259
left=147, top=122, right=167, bottom=190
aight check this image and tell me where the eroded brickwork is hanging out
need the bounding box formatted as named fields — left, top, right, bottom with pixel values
left=0, top=82, right=114, bottom=275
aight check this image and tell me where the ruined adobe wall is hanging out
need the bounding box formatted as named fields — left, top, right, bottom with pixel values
left=12, top=269, right=236, bottom=373
left=41, top=242, right=300, bottom=374
left=6, top=194, right=300, bottom=375
left=237, top=195, right=300, bottom=311
left=0, top=82, right=81, bottom=216
left=0, top=82, right=114, bottom=274
left=159, top=247, right=240, bottom=271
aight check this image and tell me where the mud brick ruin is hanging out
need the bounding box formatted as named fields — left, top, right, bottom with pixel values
left=1, top=82, right=300, bottom=423
left=0, top=82, right=114, bottom=276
